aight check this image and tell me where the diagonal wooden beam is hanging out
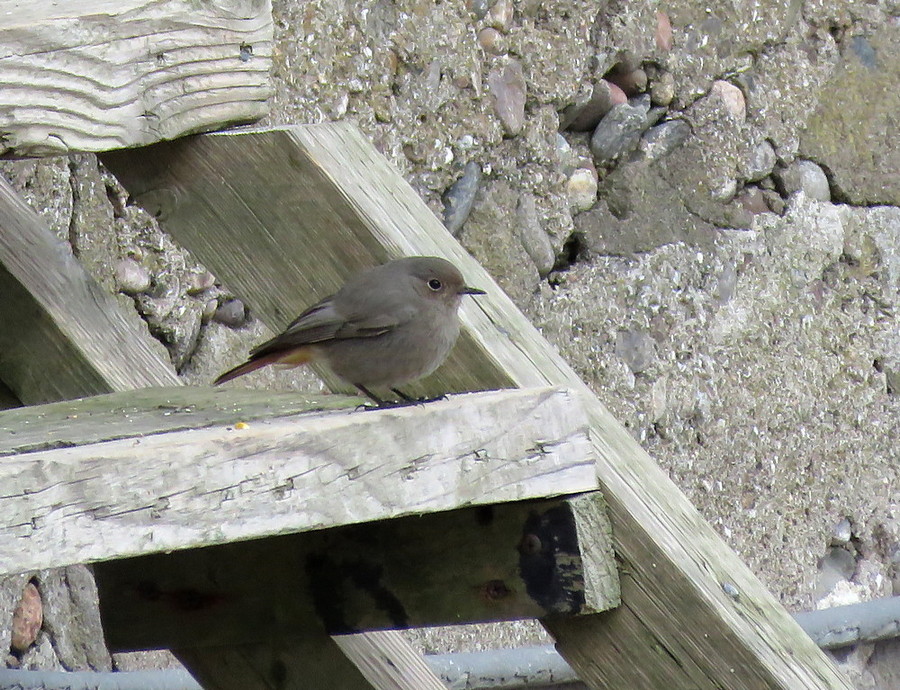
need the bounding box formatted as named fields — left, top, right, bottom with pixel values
left=0, top=176, right=180, bottom=403
left=102, top=124, right=852, bottom=689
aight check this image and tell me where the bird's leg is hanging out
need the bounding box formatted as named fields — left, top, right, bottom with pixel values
left=391, top=388, right=447, bottom=404
left=390, top=388, right=416, bottom=402
left=355, top=384, right=386, bottom=406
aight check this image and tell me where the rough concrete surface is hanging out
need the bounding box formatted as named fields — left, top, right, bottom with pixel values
left=2, top=0, right=899, bottom=685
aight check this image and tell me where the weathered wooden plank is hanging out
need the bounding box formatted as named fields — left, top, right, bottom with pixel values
left=334, top=631, right=448, bottom=690
left=94, top=493, right=617, bottom=650
left=173, top=634, right=378, bottom=690
left=0, top=386, right=358, bottom=456
left=101, top=124, right=852, bottom=688
left=0, top=0, right=272, bottom=157
left=0, top=177, right=180, bottom=404
left=2, top=386, right=597, bottom=577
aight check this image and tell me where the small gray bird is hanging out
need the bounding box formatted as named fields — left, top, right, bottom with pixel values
left=214, top=256, right=485, bottom=404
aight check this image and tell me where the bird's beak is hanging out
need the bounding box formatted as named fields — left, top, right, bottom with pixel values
left=459, top=286, right=486, bottom=296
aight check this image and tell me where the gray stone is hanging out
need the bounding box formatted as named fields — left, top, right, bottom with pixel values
left=202, top=297, right=218, bottom=322
left=742, top=140, right=777, bottom=182
left=645, top=106, right=667, bottom=129
left=590, top=101, right=650, bottom=165
left=831, top=517, right=853, bottom=546
left=442, top=161, right=482, bottom=236
left=477, top=27, right=506, bottom=55
left=761, top=188, right=786, bottom=215
left=555, top=134, right=576, bottom=175
left=639, top=120, right=691, bottom=161
left=776, top=160, right=831, bottom=201
left=214, top=298, right=248, bottom=328
left=736, top=187, right=769, bottom=216
left=800, top=24, right=900, bottom=206
left=650, top=70, right=675, bottom=106
left=607, top=66, right=647, bottom=96
left=615, top=329, right=656, bottom=373
left=708, top=80, right=746, bottom=122
left=115, top=258, right=151, bottom=295
left=187, top=270, right=216, bottom=295
left=484, top=0, right=513, bottom=31
left=488, top=58, right=527, bottom=136
left=469, top=0, right=496, bottom=20
left=516, top=193, right=556, bottom=276
left=458, top=179, right=540, bottom=307
left=560, top=79, right=627, bottom=132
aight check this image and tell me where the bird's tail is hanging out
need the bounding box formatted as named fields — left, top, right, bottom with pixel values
left=213, top=348, right=314, bottom=385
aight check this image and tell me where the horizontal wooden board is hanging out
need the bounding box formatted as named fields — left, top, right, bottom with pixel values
left=0, top=386, right=359, bottom=456
left=2, top=386, right=598, bottom=577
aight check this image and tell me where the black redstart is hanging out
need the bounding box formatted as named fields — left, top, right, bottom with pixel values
left=214, top=256, right=485, bottom=403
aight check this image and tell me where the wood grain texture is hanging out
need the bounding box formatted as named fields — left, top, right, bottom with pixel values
left=2, top=386, right=597, bottom=577
left=101, top=124, right=851, bottom=688
left=0, top=176, right=180, bottom=404
left=95, top=494, right=616, bottom=650
left=0, top=0, right=272, bottom=157
left=174, top=633, right=378, bottom=690
left=0, top=386, right=359, bottom=456
left=334, top=631, right=447, bottom=690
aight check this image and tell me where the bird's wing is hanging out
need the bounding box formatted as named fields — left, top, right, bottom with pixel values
left=248, top=294, right=412, bottom=358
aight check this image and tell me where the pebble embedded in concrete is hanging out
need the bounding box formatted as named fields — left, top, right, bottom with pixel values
left=443, top=161, right=482, bottom=236
left=743, top=141, right=777, bottom=182
left=639, top=119, right=691, bottom=160
left=115, top=258, right=151, bottom=295
left=516, top=193, right=556, bottom=277
left=590, top=101, right=651, bottom=165
left=214, top=298, right=248, bottom=328
left=488, top=58, right=527, bottom=136
left=708, top=80, right=746, bottom=122
left=776, top=160, right=831, bottom=201
left=560, top=79, right=628, bottom=132
left=566, top=168, right=599, bottom=212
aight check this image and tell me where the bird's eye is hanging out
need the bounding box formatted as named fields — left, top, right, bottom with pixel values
left=428, top=278, right=442, bottom=291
